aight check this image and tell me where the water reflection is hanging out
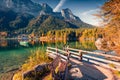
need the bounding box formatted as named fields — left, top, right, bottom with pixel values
left=0, top=39, right=97, bottom=74
left=0, top=39, right=97, bottom=51
left=0, top=40, right=8, bottom=47
left=67, top=41, right=97, bottom=51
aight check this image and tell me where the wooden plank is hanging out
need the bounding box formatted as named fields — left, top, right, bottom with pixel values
left=47, top=47, right=67, bottom=54
left=48, top=47, right=120, bottom=65
left=71, top=54, right=120, bottom=70
left=69, top=51, right=120, bottom=66
left=70, top=54, right=120, bottom=71
left=68, top=48, right=120, bottom=61
left=83, top=55, right=120, bottom=66
left=47, top=47, right=120, bottom=63
left=47, top=50, right=67, bottom=60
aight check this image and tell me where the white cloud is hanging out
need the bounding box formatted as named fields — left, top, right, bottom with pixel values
left=79, top=8, right=101, bottom=26
left=81, top=9, right=99, bottom=16
left=53, top=0, right=66, bottom=12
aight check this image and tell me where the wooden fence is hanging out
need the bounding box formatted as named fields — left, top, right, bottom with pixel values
left=47, top=47, right=120, bottom=71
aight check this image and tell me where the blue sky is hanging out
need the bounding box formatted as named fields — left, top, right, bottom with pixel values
left=33, top=0, right=107, bottom=26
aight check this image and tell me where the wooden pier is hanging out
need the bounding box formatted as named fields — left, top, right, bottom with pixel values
left=46, top=47, right=120, bottom=80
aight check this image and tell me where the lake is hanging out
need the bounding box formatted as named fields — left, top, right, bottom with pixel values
left=0, top=39, right=97, bottom=75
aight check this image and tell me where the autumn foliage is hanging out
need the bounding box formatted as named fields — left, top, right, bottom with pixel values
left=98, top=0, right=120, bottom=53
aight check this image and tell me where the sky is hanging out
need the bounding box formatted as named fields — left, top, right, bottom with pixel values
left=33, top=0, right=107, bottom=26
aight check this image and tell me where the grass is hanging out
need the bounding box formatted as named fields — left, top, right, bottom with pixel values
left=109, top=63, right=116, bottom=68
left=109, top=64, right=120, bottom=78
left=13, top=48, right=52, bottom=80
left=113, top=70, right=120, bottom=77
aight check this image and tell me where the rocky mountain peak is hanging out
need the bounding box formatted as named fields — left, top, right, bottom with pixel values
left=61, top=8, right=80, bottom=21
left=61, top=8, right=73, bottom=15
left=0, top=0, right=41, bottom=16
left=39, top=3, right=53, bottom=16
left=40, top=3, right=53, bottom=12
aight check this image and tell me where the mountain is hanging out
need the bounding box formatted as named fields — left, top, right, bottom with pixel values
left=0, top=0, right=93, bottom=35
left=0, top=9, right=34, bottom=31
left=40, top=3, right=53, bottom=15
left=39, top=5, right=81, bottom=22
left=39, top=5, right=92, bottom=28
left=61, top=8, right=81, bottom=21
left=17, top=15, right=78, bottom=34
left=0, top=0, right=42, bottom=16
left=60, top=8, right=91, bottom=27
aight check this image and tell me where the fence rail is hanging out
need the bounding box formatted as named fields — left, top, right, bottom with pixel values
left=47, top=47, right=120, bottom=71
left=68, top=48, right=120, bottom=61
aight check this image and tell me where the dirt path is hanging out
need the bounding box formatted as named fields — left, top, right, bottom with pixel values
left=68, top=58, right=116, bottom=80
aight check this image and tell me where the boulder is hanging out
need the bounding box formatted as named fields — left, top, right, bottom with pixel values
left=22, top=63, right=50, bottom=79
left=95, top=38, right=108, bottom=51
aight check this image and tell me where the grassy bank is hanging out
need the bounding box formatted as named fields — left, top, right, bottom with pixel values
left=13, top=49, right=52, bottom=80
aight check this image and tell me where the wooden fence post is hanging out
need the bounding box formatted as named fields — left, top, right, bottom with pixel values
left=46, top=47, right=49, bottom=54
left=56, top=47, right=58, bottom=55
left=79, top=50, right=83, bottom=61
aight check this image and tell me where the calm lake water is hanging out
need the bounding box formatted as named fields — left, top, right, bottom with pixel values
left=0, top=39, right=97, bottom=74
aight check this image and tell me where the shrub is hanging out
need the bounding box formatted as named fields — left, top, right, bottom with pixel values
left=13, top=49, right=52, bottom=80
